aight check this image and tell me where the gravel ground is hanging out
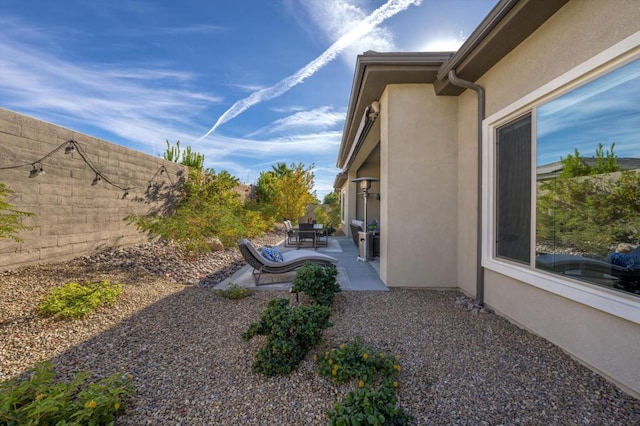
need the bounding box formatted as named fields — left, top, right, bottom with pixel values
left=1, top=233, right=639, bottom=425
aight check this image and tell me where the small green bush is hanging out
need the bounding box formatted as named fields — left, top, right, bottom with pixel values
left=315, top=338, right=401, bottom=386
left=291, top=263, right=340, bottom=306
left=38, top=280, right=123, bottom=320
left=242, top=298, right=332, bottom=376
left=326, top=381, right=414, bottom=426
left=0, top=182, right=36, bottom=243
left=318, top=339, right=412, bottom=425
left=0, top=362, right=133, bottom=425
left=218, top=283, right=252, bottom=300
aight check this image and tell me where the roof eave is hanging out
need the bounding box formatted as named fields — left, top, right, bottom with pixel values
left=337, top=52, right=452, bottom=169
left=435, top=0, right=569, bottom=94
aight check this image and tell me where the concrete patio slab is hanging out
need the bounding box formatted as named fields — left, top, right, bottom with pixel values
left=214, top=236, right=387, bottom=291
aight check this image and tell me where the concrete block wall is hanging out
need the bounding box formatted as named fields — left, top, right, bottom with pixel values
left=0, top=108, right=186, bottom=270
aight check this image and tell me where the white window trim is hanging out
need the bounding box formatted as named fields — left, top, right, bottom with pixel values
left=482, top=32, right=640, bottom=325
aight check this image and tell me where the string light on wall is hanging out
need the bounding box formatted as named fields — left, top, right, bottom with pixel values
left=0, top=139, right=175, bottom=197
left=29, top=162, right=45, bottom=178
left=145, top=165, right=174, bottom=192
left=64, top=141, right=76, bottom=154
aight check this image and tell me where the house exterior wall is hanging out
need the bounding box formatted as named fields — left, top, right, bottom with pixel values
left=0, top=108, right=186, bottom=270
left=460, top=0, right=640, bottom=395
left=380, top=84, right=458, bottom=287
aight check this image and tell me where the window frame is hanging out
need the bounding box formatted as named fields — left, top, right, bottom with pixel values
left=482, top=34, right=640, bottom=324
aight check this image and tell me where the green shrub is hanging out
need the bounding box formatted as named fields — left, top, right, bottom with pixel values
left=218, top=283, right=252, bottom=300
left=38, top=280, right=123, bottom=320
left=0, top=362, right=133, bottom=425
left=242, top=298, right=332, bottom=376
left=315, top=338, right=401, bottom=386
left=318, top=339, right=412, bottom=425
left=326, top=381, right=414, bottom=426
left=0, top=183, right=36, bottom=243
left=127, top=168, right=269, bottom=252
left=291, top=263, right=340, bottom=306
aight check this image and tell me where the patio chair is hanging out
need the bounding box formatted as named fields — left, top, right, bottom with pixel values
left=238, top=239, right=338, bottom=285
left=283, top=220, right=298, bottom=247
left=297, top=223, right=316, bottom=249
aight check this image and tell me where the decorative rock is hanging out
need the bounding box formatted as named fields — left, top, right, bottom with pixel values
left=206, top=238, right=225, bottom=252
left=2, top=231, right=638, bottom=425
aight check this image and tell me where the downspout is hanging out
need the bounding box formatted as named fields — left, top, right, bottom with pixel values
left=447, top=69, right=485, bottom=307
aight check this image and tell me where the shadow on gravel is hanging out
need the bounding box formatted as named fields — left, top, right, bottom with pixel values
left=34, top=287, right=640, bottom=425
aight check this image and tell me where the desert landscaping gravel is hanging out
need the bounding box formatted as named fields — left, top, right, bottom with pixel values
left=1, top=233, right=639, bottom=425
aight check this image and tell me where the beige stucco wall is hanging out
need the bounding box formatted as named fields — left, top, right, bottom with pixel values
left=380, top=84, right=458, bottom=287
left=481, top=0, right=640, bottom=118
left=467, top=0, right=640, bottom=395
left=486, top=270, right=640, bottom=397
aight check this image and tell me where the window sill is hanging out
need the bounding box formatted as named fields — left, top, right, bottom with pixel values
left=483, top=257, right=640, bottom=325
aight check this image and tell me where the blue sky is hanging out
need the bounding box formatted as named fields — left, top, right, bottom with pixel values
left=0, top=0, right=497, bottom=199
left=537, top=58, right=640, bottom=166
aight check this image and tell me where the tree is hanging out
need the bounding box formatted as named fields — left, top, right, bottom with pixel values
left=0, top=183, right=36, bottom=242
left=255, top=162, right=316, bottom=222
left=537, top=143, right=639, bottom=257
left=559, top=142, right=620, bottom=179
left=129, top=145, right=269, bottom=251
left=314, top=192, right=341, bottom=234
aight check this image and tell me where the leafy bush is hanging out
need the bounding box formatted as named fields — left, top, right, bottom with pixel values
left=0, top=183, right=36, bottom=243
left=326, top=381, right=414, bottom=426
left=218, top=283, right=252, bottom=300
left=242, top=298, right=332, bottom=376
left=38, top=280, right=123, bottom=320
left=127, top=168, right=269, bottom=252
left=0, top=362, right=133, bottom=425
left=291, top=263, right=340, bottom=306
left=318, top=339, right=412, bottom=425
left=315, top=338, right=401, bottom=385
left=537, top=144, right=640, bottom=256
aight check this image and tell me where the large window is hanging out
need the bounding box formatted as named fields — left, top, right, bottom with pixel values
left=494, top=58, right=640, bottom=298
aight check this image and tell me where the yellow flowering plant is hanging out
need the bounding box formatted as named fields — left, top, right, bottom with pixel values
left=315, top=337, right=401, bottom=385
left=317, top=338, right=412, bottom=424
left=0, top=362, right=133, bottom=424
left=218, top=283, right=252, bottom=300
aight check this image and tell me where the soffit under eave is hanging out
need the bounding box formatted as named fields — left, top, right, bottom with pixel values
left=338, top=65, right=440, bottom=169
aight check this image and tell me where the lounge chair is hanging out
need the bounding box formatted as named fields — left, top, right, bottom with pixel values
left=238, top=239, right=338, bottom=285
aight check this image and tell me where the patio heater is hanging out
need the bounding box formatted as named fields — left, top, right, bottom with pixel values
left=352, top=177, right=379, bottom=261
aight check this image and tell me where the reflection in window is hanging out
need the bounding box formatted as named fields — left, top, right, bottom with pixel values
left=535, top=59, right=640, bottom=295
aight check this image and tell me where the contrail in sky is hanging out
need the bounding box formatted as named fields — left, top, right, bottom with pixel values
left=195, top=0, right=422, bottom=142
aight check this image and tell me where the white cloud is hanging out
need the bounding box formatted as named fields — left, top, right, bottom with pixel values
left=421, top=32, right=467, bottom=52
left=197, top=0, right=421, bottom=139
left=301, top=0, right=397, bottom=62
left=0, top=27, right=221, bottom=153
left=245, top=106, right=346, bottom=137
